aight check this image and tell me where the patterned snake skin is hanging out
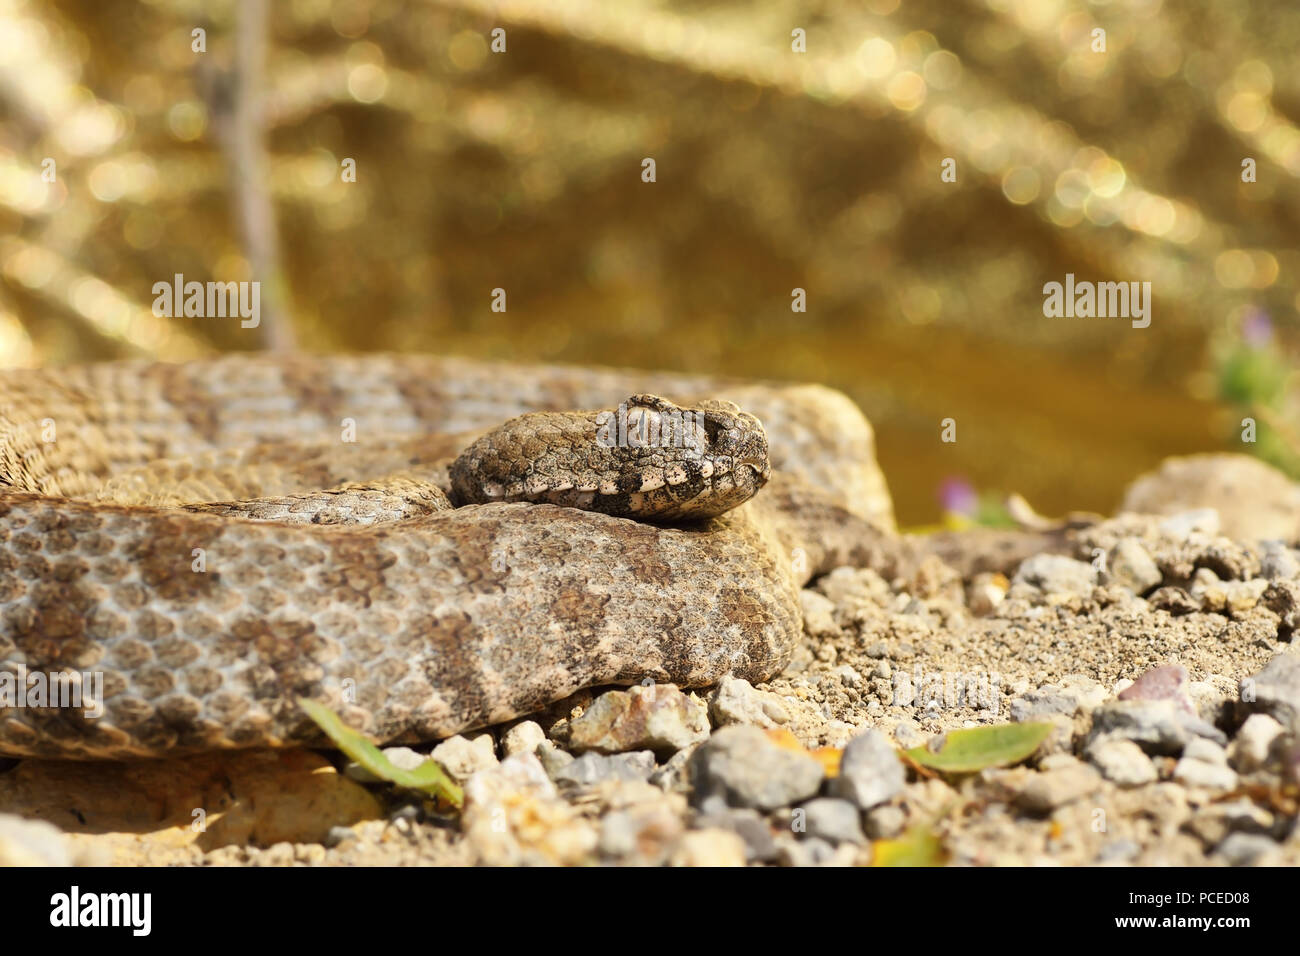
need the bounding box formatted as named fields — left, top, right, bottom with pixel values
left=0, top=354, right=895, bottom=758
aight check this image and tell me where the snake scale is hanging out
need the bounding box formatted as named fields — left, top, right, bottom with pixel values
left=0, top=354, right=897, bottom=759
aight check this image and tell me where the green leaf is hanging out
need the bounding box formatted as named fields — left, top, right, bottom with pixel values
left=298, top=698, right=464, bottom=808
left=871, top=824, right=947, bottom=867
left=905, top=722, right=1052, bottom=774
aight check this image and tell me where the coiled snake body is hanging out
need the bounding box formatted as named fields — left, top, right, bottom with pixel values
left=0, top=355, right=894, bottom=759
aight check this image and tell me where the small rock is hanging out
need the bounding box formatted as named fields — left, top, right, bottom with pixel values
left=864, top=804, right=905, bottom=840
left=501, top=721, right=547, bottom=757
left=536, top=743, right=575, bottom=778
left=1230, top=713, right=1284, bottom=771
left=648, top=745, right=696, bottom=793
left=1088, top=699, right=1226, bottom=755
left=798, top=798, right=865, bottom=845
left=1148, top=587, right=1200, bottom=616
left=1096, top=839, right=1141, bottom=863
left=1263, top=581, right=1300, bottom=638
left=778, top=835, right=839, bottom=867
left=567, top=684, right=709, bottom=756
left=553, top=751, right=656, bottom=788
left=816, top=566, right=891, bottom=611
left=1260, top=541, right=1300, bottom=581
left=669, top=829, right=747, bottom=867
left=1239, top=653, right=1300, bottom=732
left=693, top=804, right=779, bottom=863
left=1215, top=833, right=1280, bottom=867
left=891, top=720, right=926, bottom=750
left=1173, top=755, right=1238, bottom=791
left=1183, top=737, right=1228, bottom=765
left=966, top=572, right=1009, bottom=616
left=1015, top=758, right=1102, bottom=813
left=324, top=825, right=358, bottom=848
left=599, top=803, right=684, bottom=864
left=1086, top=738, right=1158, bottom=787
left=1013, top=555, right=1098, bottom=601
left=1191, top=570, right=1269, bottom=615
left=690, top=726, right=824, bottom=810
left=1156, top=508, right=1221, bottom=540
left=463, top=754, right=597, bottom=866
left=800, top=589, right=840, bottom=637
left=1118, top=664, right=1194, bottom=714
left=829, top=729, right=905, bottom=810
left=0, top=814, right=70, bottom=867
left=1187, top=799, right=1273, bottom=845
left=709, top=676, right=790, bottom=729
left=1122, top=454, right=1300, bottom=542
left=430, top=734, right=499, bottom=782
left=1010, top=676, right=1107, bottom=723
left=1108, top=538, right=1162, bottom=593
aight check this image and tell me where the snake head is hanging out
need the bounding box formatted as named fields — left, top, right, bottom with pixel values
left=589, top=393, right=771, bottom=520
left=449, top=393, right=771, bottom=522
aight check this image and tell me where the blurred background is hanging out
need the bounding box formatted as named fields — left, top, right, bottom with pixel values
left=1, top=0, right=1297, bottom=525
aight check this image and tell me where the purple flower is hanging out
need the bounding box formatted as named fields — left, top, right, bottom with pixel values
left=1241, top=308, right=1273, bottom=349
left=938, top=476, right=978, bottom=517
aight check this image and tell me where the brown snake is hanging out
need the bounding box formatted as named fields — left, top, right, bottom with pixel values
left=0, top=354, right=896, bottom=759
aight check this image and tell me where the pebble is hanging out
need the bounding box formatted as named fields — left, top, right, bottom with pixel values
left=648, top=745, right=696, bottom=793
left=1264, top=580, right=1300, bottom=637
left=669, top=829, right=747, bottom=867
left=430, top=734, right=499, bottom=782
left=800, top=589, right=840, bottom=637
left=708, top=676, right=790, bottom=729
left=1183, top=737, right=1229, bottom=764
left=1260, top=541, right=1300, bottom=581
left=1156, top=508, right=1221, bottom=540
left=965, top=571, right=1009, bottom=617
left=1190, top=569, right=1269, bottom=615
left=536, top=742, right=575, bottom=778
left=1108, top=538, right=1162, bottom=593
left=1014, top=757, right=1102, bottom=813
left=798, top=798, right=865, bottom=845
left=778, top=835, right=841, bottom=867
left=690, top=726, right=824, bottom=810
left=1012, top=555, right=1098, bottom=601
left=1215, top=833, right=1280, bottom=867
left=1240, top=653, right=1300, bottom=732
left=567, top=684, right=709, bottom=755
left=1088, top=699, right=1227, bottom=755
left=693, top=802, right=779, bottom=862
left=599, top=803, right=684, bottom=864
left=864, top=804, right=906, bottom=840
left=1117, top=664, right=1194, bottom=714
left=1122, top=454, right=1300, bottom=542
left=553, top=751, right=656, bottom=789
left=1086, top=738, right=1158, bottom=787
left=829, top=729, right=905, bottom=810
left=1187, top=799, right=1273, bottom=846
left=501, top=721, right=547, bottom=757
left=816, top=566, right=892, bottom=612
left=1230, top=713, right=1284, bottom=771
left=1096, top=839, right=1142, bottom=863
left=1010, top=676, right=1106, bottom=722
left=891, top=720, right=926, bottom=750
left=0, top=814, right=70, bottom=867
left=1173, top=754, right=1238, bottom=791
left=462, top=754, right=597, bottom=866
left=324, top=825, right=358, bottom=848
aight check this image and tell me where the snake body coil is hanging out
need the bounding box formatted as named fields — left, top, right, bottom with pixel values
left=0, top=354, right=893, bottom=758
